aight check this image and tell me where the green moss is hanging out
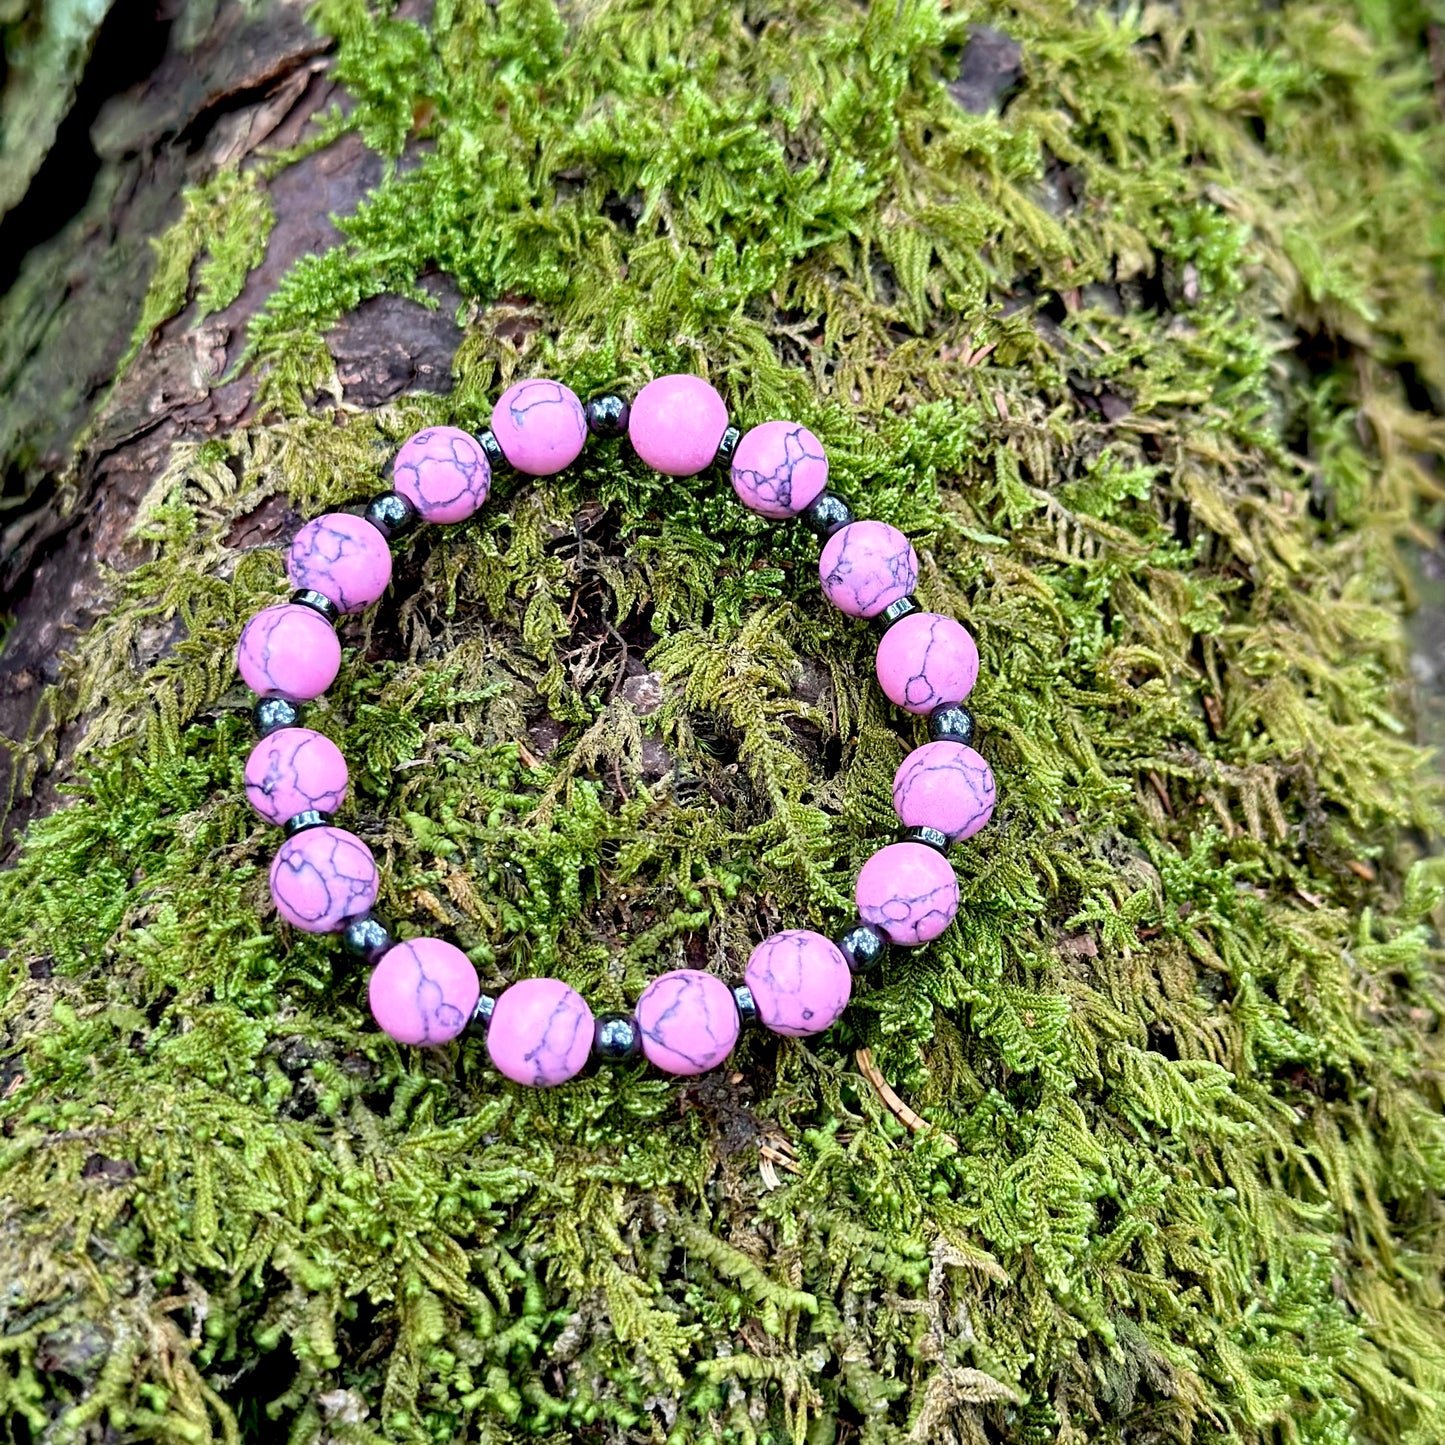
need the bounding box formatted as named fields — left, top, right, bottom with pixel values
left=4, top=0, right=1445, bottom=1442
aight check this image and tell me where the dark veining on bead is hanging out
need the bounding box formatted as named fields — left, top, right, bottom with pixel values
left=928, top=704, right=976, bottom=746
left=585, top=394, right=631, bottom=437
left=801, top=492, right=853, bottom=540
left=821, top=522, right=918, bottom=616
left=732, top=423, right=823, bottom=513
left=744, top=933, right=849, bottom=1034
left=288, top=518, right=386, bottom=612
left=247, top=730, right=346, bottom=821
left=397, top=942, right=469, bottom=1044
left=240, top=606, right=335, bottom=698
left=860, top=857, right=959, bottom=946
left=252, top=696, right=302, bottom=736
left=894, top=748, right=995, bottom=839
left=270, top=829, right=377, bottom=932
left=502, top=379, right=587, bottom=459
left=638, top=973, right=737, bottom=1072
left=363, top=491, right=418, bottom=541
left=901, top=615, right=965, bottom=712
left=341, top=914, right=394, bottom=963
left=396, top=428, right=491, bottom=511
left=519, top=991, right=593, bottom=1086
left=837, top=921, right=888, bottom=973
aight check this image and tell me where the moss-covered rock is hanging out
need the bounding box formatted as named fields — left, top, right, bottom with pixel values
left=3, top=1, right=1444, bottom=1442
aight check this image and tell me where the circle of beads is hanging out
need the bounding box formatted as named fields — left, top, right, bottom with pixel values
left=235, top=375, right=997, bottom=1086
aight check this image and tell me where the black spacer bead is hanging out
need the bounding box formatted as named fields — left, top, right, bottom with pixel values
left=290, top=589, right=339, bottom=624
left=592, top=1012, right=642, bottom=1062
left=732, top=984, right=759, bottom=1026
left=903, top=825, right=950, bottom=853
left=476, top=429, right=508, bottom=471
left=284, top=810, right=330, bottom=837
left=341, top=914, right=394, bottom=963
left=467, top=994, right=497, bottom=1037
left=801, top=493, right=853, bottom=540
left=252, top=696, right=302, bottom=736
left=363, top=491, right=418, bottom=541
left=713, top=425, right=741, bottom=469
left=836, top=921, right=888, bottom=974
left=871, top=595, right=920, bottom=636
left=928, top=703, right=976, bottom=746
left=584, top=393, right=631, bottom=438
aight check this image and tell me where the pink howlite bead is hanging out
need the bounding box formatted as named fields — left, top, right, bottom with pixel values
left=744, top=930, right=852, bottom=1038
left=819, top=521, right=919, bottom=618
left=286, top=513, right=393, bottom=614
left=392, top=426, right=491, bottom=524
left=490, top=379, right=588, bottom=476
left=487, top=978, right=594, bottom=1087
left=236, top=604, right=341, bottom=702
left=855, top=841, right=960, bottom=946
left=730, top=420, right=829, bottom=519
left=244, top=728, right=348, bottom=826
left=369, top=937, right=480, bottom=1047
left=628, top=375, right=729, bottom=477
left=892, top=742, right=996, bottom=842
left=269, top=826, right=378, bottom=933
left=875, top=612, right=979, bottom=715
left=635, top=969, right=739, bottom=1075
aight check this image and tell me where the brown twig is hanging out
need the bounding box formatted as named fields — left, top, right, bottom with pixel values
left=855, top=1048, right=957, bottom=1146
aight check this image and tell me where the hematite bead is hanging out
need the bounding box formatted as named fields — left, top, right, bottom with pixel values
left=290, top=589, right=339, bottom=624
left=475, top=429, right=508, bottom=471
left=713, top=425, right=741, bottom=468
left=836, top=920, right=888, bottom=973
left=283, top=810, right=330, bottom=837
left=732, top=983, right=759, bottom=1025
left=592, top=1012, right=642, bottom=1062
left=903, top=825, right=950, bottom=853
left=871, top=595, right=921, bottom=636
left=363, top=491, right=418, bottom=541
left=466, top=993, right=497, bottom=1037
left=928, top=703, right=976, bottom=746
left=341, top=913, right=394, bottom=963
left=252, top=696, right=302, bottom=736
left=801, top=492, right=854, bottom=540
left=584, top=393, right=631, bottom=438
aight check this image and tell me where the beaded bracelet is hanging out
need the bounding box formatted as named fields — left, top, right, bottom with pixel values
left=234, top=375, right=996, bottom=1087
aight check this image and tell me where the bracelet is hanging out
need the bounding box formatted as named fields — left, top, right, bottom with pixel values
left=234, top=375, right=996, bottom=1087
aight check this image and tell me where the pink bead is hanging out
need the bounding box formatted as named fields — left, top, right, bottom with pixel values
left=893, top=742, right=996, bottom=842
left=628, top=375, right=729, bottom=477
left=875, top=612, right=979, bottom=714
left=855, top=841, right=959, bottom=946
left=236, top=604, right=341, bottom=701
left=730, top=421, right=828, bottom=519
left=286, top=513, right=393, bottom=613
left=819, top=521, right=919, bottom=618
left=392, top=426, right=491, bottom=524
left=244, top=728, right=348, bottom=826
left=490, top=379, right=588, bottom=476
left=634, top=969, right=739, bottom=1075
left=744, top=930, right=852, bottom=1037
left=369, top=937, right=479, bottom=1046
left=486, top=978, right=594, bottom=1087
left=269, top=825, right=378, bottom=933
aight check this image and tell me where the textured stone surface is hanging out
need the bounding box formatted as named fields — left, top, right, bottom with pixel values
left=730, top=420, right=828, bottom=519
left=286, top=512, right=393, bottom=613
left=490, top=378, right=588, bottom=476
left=743, top=929, right=851, bottom=1037
left=486, top=977, right=594, bottom=1086
left=368, top=937, right=479, bottom=1046
left=874, top=611, right=979, bottom=714
left=818, top=520, right=919, bottom=618
left=244, top=726, right=348, bottom=825
left=627, top=374, right=729, bottom=477
left=892, top=740, right=996, bottom=841
left=268, top=825, right=378, bottom=933
left=392, top=426, right=491, bottom=524
left=855, top=840, right=960, bottom=945
left=236, top=603, right=341, bottom=700
left=634, top=968, right=739, bottom=1075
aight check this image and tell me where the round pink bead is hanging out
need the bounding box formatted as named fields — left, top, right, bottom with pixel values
left=269, top=825, right=378, bottom=933
left=490, top=379, right=588, bottom=476
left=286, top=512, right=392, bottom=614
left=236, top=604, right=341, bottom=701
left=392, top=426, right=491, bottom=524
left=635, top=969, right=739, bottom=1075
left=744, top=930, right=852, bottom=1038
left=855, top=841, right=960, bottom=946
left=875, top=612, right=979, bottom=715
left=369, top=937, right=479, bottom=1046
left=893, top=742, right=996, bottom=842
left=628, top=375, right=729, bottom=477
left=244, top=728, right=348, bottom=826
left=819, top=521, right=919, bottom=618
left=730, top=420, right=829, bottom=519
left=486, top=977, right=594, bottom=1087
